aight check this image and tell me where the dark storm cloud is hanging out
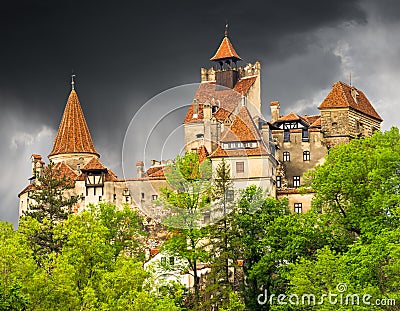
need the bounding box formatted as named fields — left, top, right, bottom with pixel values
left=1, top=0, right=398, bottom=225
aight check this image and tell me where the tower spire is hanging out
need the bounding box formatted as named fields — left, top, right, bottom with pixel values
left=71, top=73, right=76, bottom=90
left=225, top=20, right=228, bottom=37
left=49, top=83, right=99, bottom=160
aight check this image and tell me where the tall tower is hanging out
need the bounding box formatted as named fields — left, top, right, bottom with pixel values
left=210, top=25, right=242, bottom=89
left=48, top=77, right=99, bottom=171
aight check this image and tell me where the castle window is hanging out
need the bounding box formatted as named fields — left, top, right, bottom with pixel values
left=284, top=130, right=290, bottom=142
left=332, top=122, right=338, bottom=128
left=152, top=194, right=158, bottom=200
left=196, top=133, right=204, bottom=139
left=276, top=176, right=282, bottom=188
left=294, top=203, right=302, bottom=213
left=283, top=152, right=290, bottom=162
left=302, top=129, right=309, bottom=142
left=236, top=162, right=244, bottom=173
left=303, top=151, right=310, bottom=161
left=170, top=257, right=175, bottom=265
left=99, top=196, right=102, bottom=202
left=141, top=192, right=145, bottom=199
left=226, top=189, right=234, bottom=202
left=293, top=176, right=300, bottom=188
left=113, top=194, right=117, bottom=201
left=125, top=196, right=130, bottom=203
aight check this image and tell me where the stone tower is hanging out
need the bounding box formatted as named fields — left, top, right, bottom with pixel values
left=184, top=27, right=262, bottom=154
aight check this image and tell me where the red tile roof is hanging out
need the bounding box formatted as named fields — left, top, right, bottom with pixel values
left=146, top=166, right=166, bottom=178
left=210, top=143, right=269, bottom=158
left=197, top=145, right=209, bottom=163
left=318, top=81, right=382, bottom=121
left=49, top=89, right=99, bottom=157
left=52, top=162, right=78, bottom=181
left=210, top=106, right=270, bottom=158
left=278, top=112, right=302, bottom=122
left=233, top=76, right=257, bottom=94
left=210, top=36, right=242, bottom=61
left=18, top=184, right=36, bottom=197
left=82, top=157, right=106, bottom=171
left=31, top=154, right=42, bottom=160
left=220, top=106, right=261, bottom=142
left=183, top=76, right=257, bottom=124
left=310, top=117, right=321, bottom=127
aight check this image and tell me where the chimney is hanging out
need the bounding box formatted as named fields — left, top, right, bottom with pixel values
left=203, top=101, right=211, bottom=120
left=270, top=101, right=280, bottom=123
left=136, top=160, right=144, bottom=178
left=31, top=154, right=43, bottom=176
left=193, top=99, right=199, bottom=118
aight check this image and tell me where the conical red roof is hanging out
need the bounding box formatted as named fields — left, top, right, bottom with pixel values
left=210, top=36, right=242, bottom=61
left=49, top=89, right=99, bottom=157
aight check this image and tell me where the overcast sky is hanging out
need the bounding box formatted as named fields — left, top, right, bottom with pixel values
left=1, top=0, right=400, bottom=225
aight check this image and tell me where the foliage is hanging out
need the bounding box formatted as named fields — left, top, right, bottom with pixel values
left=160, top=152, right=212, bottom=307
left=23, top=161, right=80, bottom=259
left=306, top=127, right=400, bottom=239
left=0, top=222, right=34, bottom=310
left=1, top=204, right=183, bottom=310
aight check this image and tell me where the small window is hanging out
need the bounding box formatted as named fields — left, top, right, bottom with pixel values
left=169, top=257, right=175, bottom=265
left=99, top=196, right=102, bottom=202
left=276, top=176, right=282, bottom=188
left=332, top=122, right=338, bottom=128
left=303, top=151, right=310, bottom=161
left=152, top=194, right=158, bottom=201
left=293, top=176, right=300, bottom=188
left=161, top=257, right=166, bottom=264
left=283, top=152, right=290, bottom=162
left=94, top=187, right=96, bottom=195
left=113, top=194, right=117, bottom=201
left=294, top=203, right=302, bottom=213
left=302, top=128, right=309, bottom=142
left=141, top=192, right=145, bottom=199
left=236, top=162, right=244, bottom=173
left=226, top=189, right=234, bottom=202
left=196, top=133, right=204, bottom=139
left=125, top=196, right=130, bottom=203
left=284, top=129, right=290, bottom=142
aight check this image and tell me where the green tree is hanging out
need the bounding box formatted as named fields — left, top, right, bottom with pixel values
left=306, top=128, right=400, bottom=239
left=201, top=158, right=237, bottom=310
left=160, top=152, right=212, bottom=308
left=88, top=202, right=147, bottom=260
left=0, top=222, right=34, bottom=311
left=227, top=185, right=288, bottom=310
left=23, top=161, right=80, bottom=259
left=17, top=204, right=183, bottom=310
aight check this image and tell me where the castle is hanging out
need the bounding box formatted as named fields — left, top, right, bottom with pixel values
left=18, top=28, right=382, bottom=221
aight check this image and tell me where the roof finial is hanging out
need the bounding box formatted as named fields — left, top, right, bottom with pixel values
left=71, top=72, right=76, bottom=90
left=225, top=20, right=228, bottom=37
